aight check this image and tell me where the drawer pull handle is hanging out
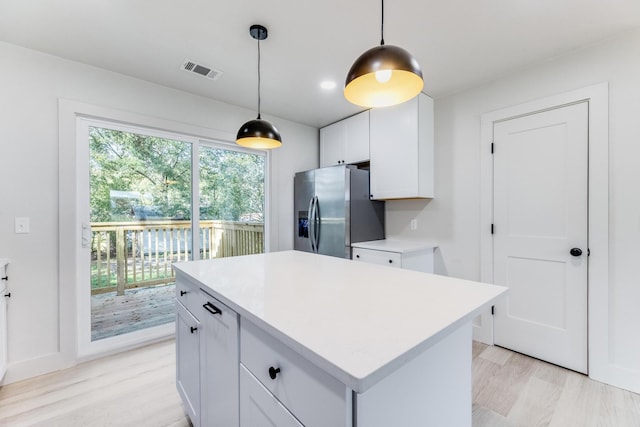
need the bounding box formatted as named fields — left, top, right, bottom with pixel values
left=203, top=302, right=222, bottom=315
left=388, top=259, right=393, bottom=264
left=180, top=290, right=187, bottom=296
left=4, top=293, right=10, bottom=298
left=190, top=326, right=198, bottom=334
left=268, top=366, right=281, bottom=380
left=1, top=276, right=7, bottom=281
left=356, top=254, right=360, bottom=258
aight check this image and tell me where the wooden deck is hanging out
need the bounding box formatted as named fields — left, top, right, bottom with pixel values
left=91, top=283, right=176, bottom=341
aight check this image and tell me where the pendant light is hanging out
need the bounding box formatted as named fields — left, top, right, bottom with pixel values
left=236, top=24, right=282, bottom=149
left=344, top=0, right=423, bottom=108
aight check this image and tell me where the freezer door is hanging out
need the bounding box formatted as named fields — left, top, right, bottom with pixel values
left=314, top=166, right=348, bottom=257
left=294, top=170, right=315, bottom=252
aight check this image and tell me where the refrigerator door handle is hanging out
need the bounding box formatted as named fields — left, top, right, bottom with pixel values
left=308, top=196, right=317, bottom=252
left=313, top=196, right=320, bottom=252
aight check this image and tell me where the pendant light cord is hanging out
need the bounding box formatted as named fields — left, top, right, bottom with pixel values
left=380, top=0, right=385, bottom=46
left=257, top=37, right=262, bottom=120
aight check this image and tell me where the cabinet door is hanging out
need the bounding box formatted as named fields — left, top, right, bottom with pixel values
left=176, top=302, right=201, bottom=427
left=0, top=285, right=6, bottom=381
left=240, top=365, right=304, bottom=427
left=344, top=110, right=370, bottom=164
left=201, top=293, right=240, bottom=427
left=240, top=319, right=349, bottom=427
left=320, top=121, right=346, bottom=167
left=370, top=98, right=419, bottom=199
left=321, top=111, right=371, bottom=167
left=369, top=94, right=434, bottom=200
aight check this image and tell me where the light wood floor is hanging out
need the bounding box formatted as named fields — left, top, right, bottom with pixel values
left=1, top=339, right=638, bottom=426
left=472, top=341, right=640, bottom=426
left=0, top=339, right=189, bottom=427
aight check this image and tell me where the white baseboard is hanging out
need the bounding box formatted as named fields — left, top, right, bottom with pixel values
left=1, top=352, right=75, bottom=386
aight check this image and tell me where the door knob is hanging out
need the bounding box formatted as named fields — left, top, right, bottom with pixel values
left=268, top=366, right=281, bottom=379
left=570, top=248, right=583, bottom=257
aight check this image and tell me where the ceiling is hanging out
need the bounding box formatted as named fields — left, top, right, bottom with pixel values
left=1, top=0, right=639, bottom=128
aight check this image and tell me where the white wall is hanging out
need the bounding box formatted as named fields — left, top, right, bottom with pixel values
left=0, top=41, right=318, bottom=383
left=386, top=28, right=640, bottom=391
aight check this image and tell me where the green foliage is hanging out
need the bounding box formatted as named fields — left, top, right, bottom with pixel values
left=199, top=147, right=265, bottom=221
left=89, top=126, right=265, bottom=223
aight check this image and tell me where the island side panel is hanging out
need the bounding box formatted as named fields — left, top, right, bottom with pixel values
left=355, top=323, right=472, bottom=427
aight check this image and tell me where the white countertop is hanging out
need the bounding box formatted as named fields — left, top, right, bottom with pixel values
left=173, top=250, right=505, bottom=393
left=352, top=239, right=438, bottom=253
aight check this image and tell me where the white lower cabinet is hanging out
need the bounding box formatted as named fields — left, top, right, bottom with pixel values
left=240, top=319, right=350, bottom=427
left=240, top=365, right=303, bottom=427
left=176, top=280, right=240, bottom=427
left=201, top=291, right=240, bottom=426
left=176, top=299, right=201, bottom=427
left=177, top=278, right=471, bottom=427
left=0, top=260, right=8, bottom=382
left=352, top=248, right=402, bottom=268
left=352, top=240, right=436, bottom=273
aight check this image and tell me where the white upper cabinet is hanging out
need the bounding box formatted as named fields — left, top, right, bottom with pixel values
left=369, top=93, right=434, bottom=200
left=320, top=110, right=370, bottom=167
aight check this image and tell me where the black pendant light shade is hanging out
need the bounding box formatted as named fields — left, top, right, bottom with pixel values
left=344, top=0, right=424, bottom=108
left=236, top=117, right=282, bottom=149
left=344, top=44, right=423, bottom=108
left=236, top=24, right=282, bottom=149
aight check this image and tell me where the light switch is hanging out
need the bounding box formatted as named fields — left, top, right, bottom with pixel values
left=15, top=217, right=30, bottom=234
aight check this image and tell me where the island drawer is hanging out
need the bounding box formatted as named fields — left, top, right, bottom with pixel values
left=240, top=319, right=350, bottom=427
left=240, top=364, right=303, bottom=427
left=176, top=278, right=201, bottom=319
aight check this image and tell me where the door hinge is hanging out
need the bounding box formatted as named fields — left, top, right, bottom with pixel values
left=491, top=224, right=494, bottom=234
left=491, top=142, right=494, bottom=154
left=491, top=305, right=495, bottom=315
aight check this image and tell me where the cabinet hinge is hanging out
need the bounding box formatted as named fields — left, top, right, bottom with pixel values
left=491, top=224, right=494, bottom=234
left=491, top=305, right=495, bottom=315
left=491, top=142, right=494, bottom=154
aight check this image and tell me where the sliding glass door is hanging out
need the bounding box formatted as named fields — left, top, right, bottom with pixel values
left=77, top=118, right=266, bottom=355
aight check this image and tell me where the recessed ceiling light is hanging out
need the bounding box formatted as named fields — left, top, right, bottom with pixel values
left=320, top=81, right=337, bottom=90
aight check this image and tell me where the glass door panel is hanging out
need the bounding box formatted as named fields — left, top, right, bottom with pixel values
left=199, top=146, right=265, bottom=258
left=89, top=126, right=192, bottom=341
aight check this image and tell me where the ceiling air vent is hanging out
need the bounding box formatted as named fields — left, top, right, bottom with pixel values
left=181, top=59, right=223, bottom=81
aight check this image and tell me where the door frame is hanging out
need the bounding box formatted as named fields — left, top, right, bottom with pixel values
left=59, top=99, right=271, bottom=362
left=478, top=83, right=609, bottom=379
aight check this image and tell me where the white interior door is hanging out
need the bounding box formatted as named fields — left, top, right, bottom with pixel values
left=493, top=102, right=588, bottom=373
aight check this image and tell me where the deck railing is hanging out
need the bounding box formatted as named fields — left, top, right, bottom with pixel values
left=91, top=220, right=264, bottom=295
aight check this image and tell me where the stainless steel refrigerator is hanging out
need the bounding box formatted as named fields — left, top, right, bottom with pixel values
left=294, top=165, right=385, bottom=258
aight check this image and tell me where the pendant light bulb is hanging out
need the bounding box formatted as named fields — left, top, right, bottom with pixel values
left=344, top=0, right=424, bottom=108
left=375, top=69, right=393, bottom=84
left=236, top=25, right=282, bottom=149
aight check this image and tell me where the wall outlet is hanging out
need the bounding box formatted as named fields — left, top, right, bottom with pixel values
left=15, top=217, right=30, bottom=234
left=410, top=219, right=418, bottom=230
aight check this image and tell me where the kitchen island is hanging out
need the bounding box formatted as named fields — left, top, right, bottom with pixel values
left=173, top=250, right=506, bottom=427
